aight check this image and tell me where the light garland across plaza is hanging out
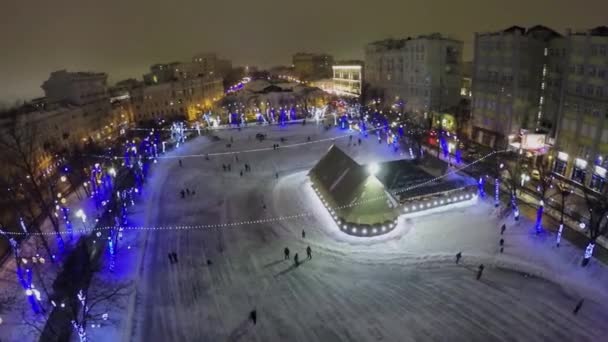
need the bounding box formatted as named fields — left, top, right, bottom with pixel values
left=2, top=149, right=506, bottom=237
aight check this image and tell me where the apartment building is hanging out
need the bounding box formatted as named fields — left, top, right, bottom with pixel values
left=364, top=33, right=462, bottom=114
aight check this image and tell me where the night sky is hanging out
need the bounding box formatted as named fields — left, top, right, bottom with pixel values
left=1, top=0, right=606, bottom=104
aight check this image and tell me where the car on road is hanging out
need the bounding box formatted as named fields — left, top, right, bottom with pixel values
left=255, top=133, right=266, bottom=141
left=531, top=169, right=540, bottom=180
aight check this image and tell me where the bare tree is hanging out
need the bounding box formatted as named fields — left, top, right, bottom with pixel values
left=0, top=118, right=64, bottom=246
left=497, top=151, right=524, bottom=221
left=532, top=162, right=553, bottom=234
left=581, top=190, right=608, bottom=266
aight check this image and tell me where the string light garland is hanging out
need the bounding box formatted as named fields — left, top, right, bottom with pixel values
left=86, top=122, right=397, bottom=160
left=2, top=149, right=508, bottom=237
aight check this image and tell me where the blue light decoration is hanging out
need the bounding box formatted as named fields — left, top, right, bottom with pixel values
left=440, top=135, right=449, bottom=159
left=398, top=125, right=404, bottom=138
left=455, top=148, right=462, bottom=164
left=478, top=177, right=486, bottom=198
left=511, top=192, right=519, bottom=221
left=339, top=115, right=349, bottom=130
left=61, top=207, right=74, bottom=241
left=0, top=229, right=41, bottom=313
left=535, top=202, right=544, bottom=233
left=231, top=113, right=239, bottom=127
left=494, top=178, right=500, bottom=207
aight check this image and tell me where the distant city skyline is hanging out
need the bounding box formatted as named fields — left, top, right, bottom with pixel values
left=1, top=0, right=606, bottom=104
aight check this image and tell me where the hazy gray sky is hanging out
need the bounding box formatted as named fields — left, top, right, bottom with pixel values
left=1, top=0, right=606, bottom=103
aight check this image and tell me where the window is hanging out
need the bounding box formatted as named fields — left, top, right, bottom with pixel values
left=575, top=84, right=582, bottom=94
left=597, top=87, right=603, bottom=98
left=588, top=66, right=596, bottom=77
left=578, top=65, right=585, bottom=75
left=599, top=69, right=606, bottom=79
left=591, top=45, right=598, bottom=56
left=587, top=85, right=594, bottom=96
left=600, top=45, right=607, bottom=56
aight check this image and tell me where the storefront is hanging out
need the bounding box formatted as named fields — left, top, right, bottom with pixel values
left=590, top=165, right=607, bottom=192
left=553, top=152, right=568, bottom=175
left=571, top=158, right=588, bottom=184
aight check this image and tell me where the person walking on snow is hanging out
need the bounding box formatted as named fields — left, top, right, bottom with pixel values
left=573, top=299, right=584, bottom=315
left=249, top=309, right=257, bottom=325
left=179, top=159, right=183, bottom=167
left=306, top=246, right=312, bottom=259
left=222, top=164, right=226, bottom=172
left=275, top=172, right=279, bottom=179
left=501, top=224, right=506, bottom=235
left=284, top=247, right=290, bottom=260
left=172, top=252, right=178, bottom=263
left=294, top=253, right=299, bottom=267
left=180, top=190, right=185, bottom=198
left=186, top=188, right=190, bottom=196
left=476, top=264, right=484, bottom=280
left=240, top=170, right=243, bottom=177
left=168, top=253, right=174, bottom=264
left=499, top=238, right=504, bottom=247
left=455, top=252, right=462, bottom=264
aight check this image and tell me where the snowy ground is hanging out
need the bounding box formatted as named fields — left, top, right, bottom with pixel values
left=68, top=123, right=608, bottom=341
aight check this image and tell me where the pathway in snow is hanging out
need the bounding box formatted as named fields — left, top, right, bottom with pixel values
left=122, top=124, right=608, bottom=342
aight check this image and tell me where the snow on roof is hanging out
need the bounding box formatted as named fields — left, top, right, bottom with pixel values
left=309, top=145, right=397, bottom=225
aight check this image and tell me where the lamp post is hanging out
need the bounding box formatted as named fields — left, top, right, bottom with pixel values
left=75, top=209, right=88, bottom=231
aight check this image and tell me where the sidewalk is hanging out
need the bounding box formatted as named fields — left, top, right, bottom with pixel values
left=421, top=143, right=608, bottom=265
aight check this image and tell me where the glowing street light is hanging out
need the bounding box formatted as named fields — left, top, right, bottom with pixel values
left=368, top=163, right=380, bottom=175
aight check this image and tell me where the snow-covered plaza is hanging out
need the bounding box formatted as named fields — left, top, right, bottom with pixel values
left=79, top=124, right=608, bottom=341
left=98, top=124, right=608, bottom=341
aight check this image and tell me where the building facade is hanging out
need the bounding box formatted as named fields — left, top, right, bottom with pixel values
left=364, top=33, right=463, bottom=114
left=332, top=62, right=363, bottom=97
left=471, top=26, right=561, bottom=148
left=292, top=53, right=334, bottom=80
left=552, top=26, right=608, bottom=192
left=133, top=76, right=224, bottom=123
left=41, top=70, right=108, bottom=105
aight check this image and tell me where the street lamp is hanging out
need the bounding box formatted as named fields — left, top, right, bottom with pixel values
left=368, top=163, right=380, bottom=175
left=75, top=209, right=88, bottom=231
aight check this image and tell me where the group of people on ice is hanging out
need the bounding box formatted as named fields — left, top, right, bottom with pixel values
left=283, top=230, right=312, bottom=267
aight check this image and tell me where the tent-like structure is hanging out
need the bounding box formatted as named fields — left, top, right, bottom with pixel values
left=309, top=145, right=398, bottom=236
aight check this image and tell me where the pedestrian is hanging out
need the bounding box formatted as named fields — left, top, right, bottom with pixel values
left=500, top=246, right=504, bottom=253
left=222, top=164, right=226, bottom=172
left=302, top=230, right=306, bottom=239
left=168, top=253, right=174, bottom=264
left=205, top=154, right=210, bottom=160
left=240, top=170, right=243, bottom=177
left=180, top=190, right=185, bottom=198
left=501, top=224, right=506, bottom=235
left=573, top=299, right=584, bottom=315
left=192, top=190, right=196, bottom=196
left=294, top=253, right=299, bottom=267
left=275, top=172, right=279, bottom=179
left=499, top=238, right=504, bottom=247
left=307, top=136, right=311, bottom=141
left=284, top=247, right=290, bottom=260
left=476, top=264, right=484, bottom=280
left=249, top=309, right=257, bottom=325
left=236, top=154, right=239, bottom=162
left=172, top=252, right=178, bottom=263
left=455, top=252, right=462, bottom=264
left=306, top=246, right=312, bottom=259
left=207, top=259, right=212, bottom=265
left=179, top=159, right=183, bottom=167
left=186, top=188, right=190, bottom=196
left=230, top=136, right=234, bottom=143
left=262, top=203, right=266, bottom=210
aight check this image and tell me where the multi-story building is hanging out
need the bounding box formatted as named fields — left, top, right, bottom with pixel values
left=332, top=61, right=364, bottom=97
left=143, top=53, right=232, bottom=85
left=364, top=33, right=462, bottom=114
left=41, top=70, right=108, bottom=105
left=552, top=26, right=608, bottom=192
left=133, top=75, right=223, bottom=123
left=471, top=25, right=561, bottom=148
left=292, top=53, right=334, bottom=80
